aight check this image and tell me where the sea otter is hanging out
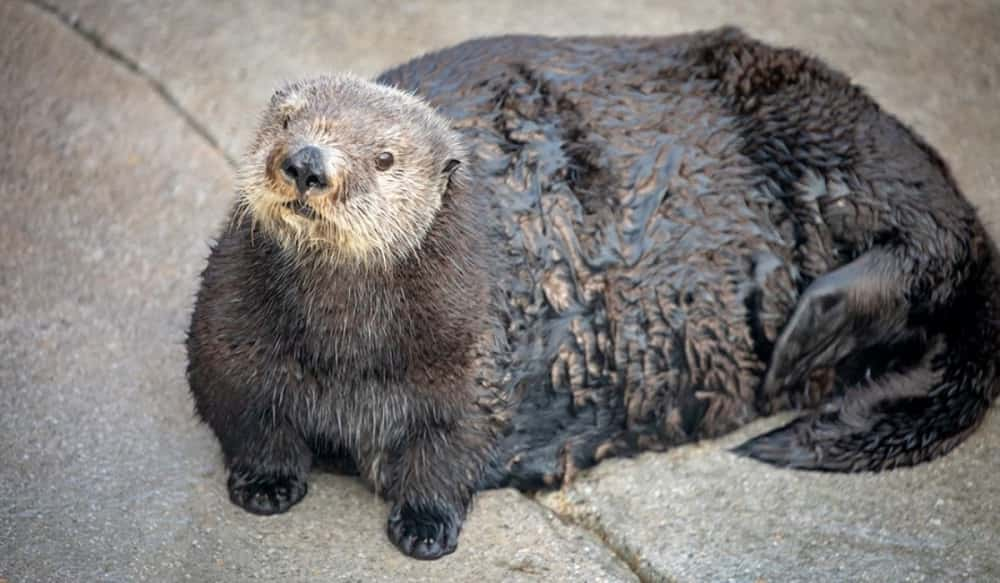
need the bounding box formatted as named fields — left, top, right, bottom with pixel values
left=185, top=27, right=1000, bottom=560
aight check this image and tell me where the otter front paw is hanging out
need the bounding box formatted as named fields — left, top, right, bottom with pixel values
left=387, top=501, right=463, bottom=560
left=227, top=469, right=308, bottom=515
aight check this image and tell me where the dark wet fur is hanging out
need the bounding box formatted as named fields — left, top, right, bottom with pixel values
left=186, top=152, right=505, bottom=558
left=187, top=27, right=1000, bottom=557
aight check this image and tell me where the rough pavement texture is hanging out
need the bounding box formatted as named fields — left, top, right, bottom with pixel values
left=542, top=413, right=1000, bottom=582
left=1, top=0, right=998, bottom=581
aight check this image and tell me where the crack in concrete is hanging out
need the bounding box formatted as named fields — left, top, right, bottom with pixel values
left=24, top=0, right=236, bottom=167
left=534, top=491, right=667, bottom=583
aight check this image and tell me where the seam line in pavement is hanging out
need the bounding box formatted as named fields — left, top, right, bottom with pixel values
left=24, top=0, right=237, bottom=167
left=533, top=492, right=658, bottom=583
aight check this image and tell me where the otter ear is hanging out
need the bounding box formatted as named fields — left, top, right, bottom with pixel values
left=272, top=86, right=306, bottom=117
left=442, top=158, right=463, bottom=197
left=442, top=158, right=461, bottom=177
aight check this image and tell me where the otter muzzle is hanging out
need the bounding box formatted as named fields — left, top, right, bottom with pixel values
left=281, top=146, right=328, bottom=200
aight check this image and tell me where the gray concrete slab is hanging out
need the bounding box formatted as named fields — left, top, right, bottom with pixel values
left=0, top=2, right=635, bottom=581
left=3, top=0, right=1000, bottom=582
left=541, top=413, right=1000, bottom=582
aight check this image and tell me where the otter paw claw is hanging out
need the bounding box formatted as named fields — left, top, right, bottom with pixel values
left=227, top=470, right=308, bottom=515
left=387, top=502, right=462, bottom=560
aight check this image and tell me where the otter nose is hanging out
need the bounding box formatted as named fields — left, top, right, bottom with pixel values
left=281, top=146, right=328, bottom=198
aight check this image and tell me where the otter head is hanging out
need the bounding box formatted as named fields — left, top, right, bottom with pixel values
left=237, top=74, right=466, bottom=267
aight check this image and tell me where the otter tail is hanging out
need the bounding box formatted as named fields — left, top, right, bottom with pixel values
left=734, top=262, right=1000, bottom=472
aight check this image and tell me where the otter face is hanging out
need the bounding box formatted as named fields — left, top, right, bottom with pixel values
left=236, top=74, right=465, bottom=267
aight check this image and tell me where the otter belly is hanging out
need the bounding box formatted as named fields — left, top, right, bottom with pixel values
left=380, top=32, right=997, bottom=488
left=381, top=39, right=822, bottom=486
left=478, top=108, right=809, bottom=485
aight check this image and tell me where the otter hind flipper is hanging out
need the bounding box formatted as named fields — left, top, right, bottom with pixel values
left=737, top=244, right=1000, bottom=472
left=730, top=416, right=823, bottom=469
left=734, top=359, right=993, bottom=471
left=759, top=249, right=915, bottom=402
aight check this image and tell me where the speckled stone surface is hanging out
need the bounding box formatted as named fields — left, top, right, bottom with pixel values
left=541, top=413, right=1000, bottom=582
left=2, top=0, right=998, bottom=581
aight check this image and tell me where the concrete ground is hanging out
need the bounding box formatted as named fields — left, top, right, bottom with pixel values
left=1, top=0, right=998, bottom=581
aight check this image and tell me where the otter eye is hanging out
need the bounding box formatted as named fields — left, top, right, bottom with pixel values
left=375, top=151, right=395, bottom=171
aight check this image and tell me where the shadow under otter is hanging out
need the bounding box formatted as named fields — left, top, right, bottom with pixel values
left=187, top=27, right=1000, bottom=560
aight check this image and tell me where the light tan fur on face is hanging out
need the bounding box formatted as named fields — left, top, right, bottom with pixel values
left=234, top=74, right=466, bottom=269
